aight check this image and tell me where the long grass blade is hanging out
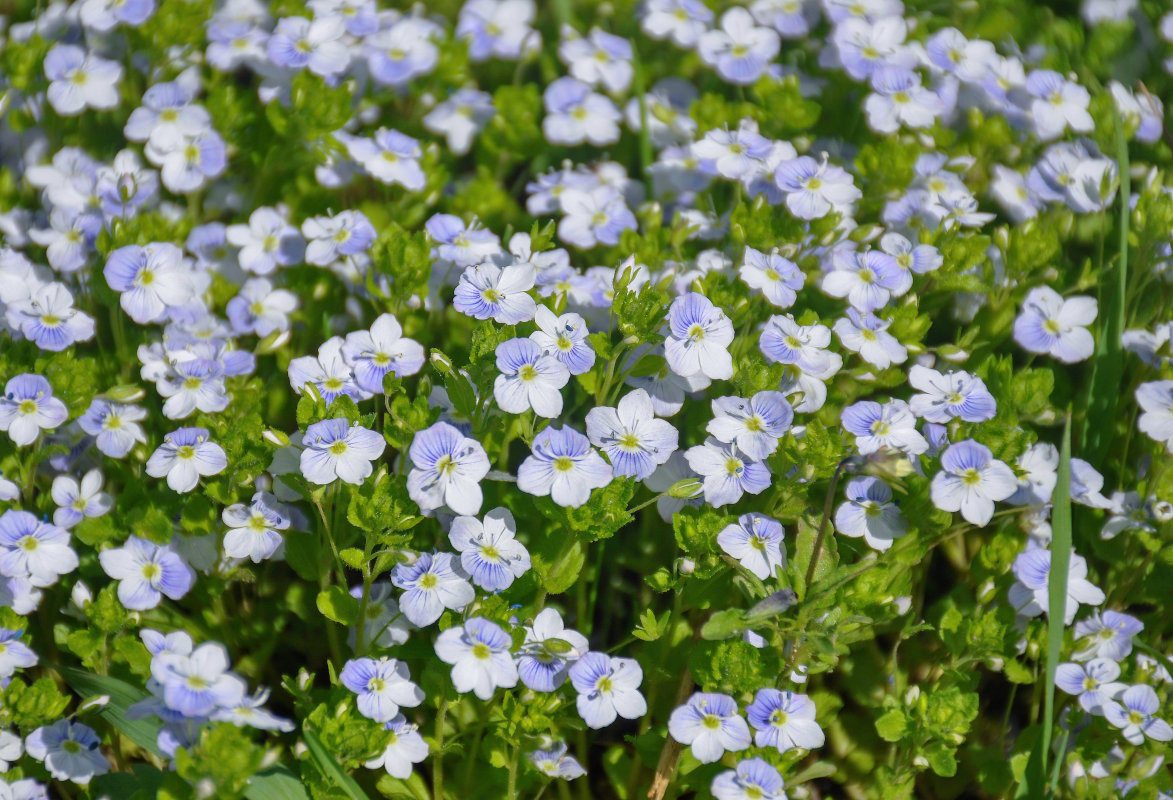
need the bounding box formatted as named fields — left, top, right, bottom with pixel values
left=1041, top=410, right=1073, bottom=797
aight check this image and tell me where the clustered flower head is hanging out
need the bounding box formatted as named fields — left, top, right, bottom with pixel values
left=0, top=0, right=1171, bottom=798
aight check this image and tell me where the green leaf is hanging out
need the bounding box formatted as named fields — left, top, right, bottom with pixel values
left=533, top=538, right=585, bottom=595
left=925, top=741, right=958, bottom=777
left=875, top=709, right=908, bottom=743
left=317, top=586, right=360, bottom=626
left=59, top=667, right=163, bottom=757
left=700, top=609, right=746, bottom=641
left=244, top=766, right=310, bottom=800
left=303, top=728, right=370, bottom=800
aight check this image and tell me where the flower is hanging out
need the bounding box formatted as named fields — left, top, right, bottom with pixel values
left=348, top=129, right=426, bottom=190
left=227, top=278, right=298, bottom=338
left=25, top=721, right=108, bottom=785
left=434, top=617, right=518, bottom=700
left=225, top=207, right=305, bottom=276
left=834, top=476, right=907, bottom=551
left=98, top=536, right=195, bottom=610
left=716, top=513, right=786, bottom=580
left=568, top=652, right=647, bottom=728
left=493, top=338, right=570, bottom=418
left=457, top=0, right=539, bottom=62
left=407, top=422, right=491, bottom=516
left=103, top=243, right=195, bottom=324
left=841, top=399, right=927, bottom=457
left=0, top=374, right=68, bottom=446
left=832, top=309, right=908, bottom=370
left=1055, top=659, right=1126, bottom=714
left=289, top=337, right=365, bottom=403
left=557, top=186, right=637, bottom=249
left=340, top=314, right=425, bottom=394
left=454, top=263, right=537, bottom=324
left=642, top=0, right=713, bottom=47
left=542, top=77, right=621, bottom=146
left=1013, top=287, right=1097, bottom=363
left=448, top=507, right=531, bottom=592
left=685, top=438, right=771, bottom=507
left=78, top=399, right=148, bottom=458
left=559, top=27, right=633, bottom=93
left=1103, top=685, right=1173, bottom=745
left=365, top=715, right=429, bottom=778
left=221, top=492, right=292, bottom=563
left=518, top=426, right=613, bottom=508
left=339, top=657, right=425, bottom=723
left=1073, top=610, right=1144, bottom=662
left=146, top=427, right=228, bottom=493
left=930, top=440, right=1017, bottom=526
left=693, top=127, right=773, bottom=181
left=739, top=247, right=804, bottom=308
left=0, top=510, right=79, bottom=587
left=151, top=642, right=247, bottom=717
left=745, top=688, right=825, bottom=752
left=585, top=389, right=679, bottom=479
left=668, top=692, right=751, bottom=763
left=518, top=608, right=589, bottom=692
left=422, top=89, right=495, bottom=155
left=1137, top=380, right=1173, bottom=453
left=391, top=552, right=475, bottom=627
left=302, top=210, right=376, bottom=267
left=907, top=365, right=996, bottom=423
left=300, top=418, right=386, bottom=486
left=530, top=306, right=595, bottom=375
left=266, top=16, right=349, bottom=77
left=11, top=282, right=96, bottom=351
left=1009, top=547, right=1106, bottom=625
left=706, top=391, right=793, bottom=461
left=774, top=155, right=862, bottom=220
left=0, top=629, right=38, bottom=680
left=664, top=293, right=735, bottom=381
left=529, top=741, right=586, bottom=780
left=698, top=8, right=780, bottom=85
left=711, top=757, right=787, bottom=800
left=43, top=45, right=122, bottom=116
left=821, top=249, right=909, bottom=312
left=1025, top=70, right=1094, bottom=141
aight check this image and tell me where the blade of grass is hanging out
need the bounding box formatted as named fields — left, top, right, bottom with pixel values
left=59, top=666, right=164, bottom=758
left=245, top=765, right=311, bottom=800
left=1043, top=410, right=1074, bottom=798
left=1080, top=109, right=1130, bottom=465
left=303, top=728, right=370, bottom=800
left=631, top=42, right=655, bottom=201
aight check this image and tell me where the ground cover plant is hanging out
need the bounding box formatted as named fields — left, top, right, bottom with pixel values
left=0, top=0, right=1172, bottom=797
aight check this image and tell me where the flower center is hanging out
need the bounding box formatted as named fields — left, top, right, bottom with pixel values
left=18, top=399, right=37, bottom=415
left=770, top=709, right=789, bottom=726
left=519, top=364, right=538, bottom=381
left=142, top=563, right=161, bottom=582
left=702, top=714, right=722, bottom=730
left=724, top=457, right=744, bottom=476
left=435, top=455, right=456, bottom=475
left=368, top=677, right=385, bottom=692
left=960, top=468, right=982, bottom=486
left=329, top=440, right=349, bottom=456
left=472, top=642, right=492, bottom=660
left=553, top=456, right=575, bottom=472
left=177, top=445, right=196, bottom=460
left=419, top=572, right=438, bottom=589
left=18, top=535, right=38, bottom=552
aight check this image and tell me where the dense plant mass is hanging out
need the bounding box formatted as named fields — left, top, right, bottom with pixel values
left=2, top=0, right=1173, bottom=798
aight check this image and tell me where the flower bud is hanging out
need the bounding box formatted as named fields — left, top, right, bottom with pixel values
left=257, top=329, right=292, bottom=354
left=71, top=580, right=93, bottom=610
left=667, top=478, right=703, bottom=499
left=105, top=384, right=146, bottom=402
left=263, top=429, right=291, bottom=447
left=676, top=557, right=696, bottom=575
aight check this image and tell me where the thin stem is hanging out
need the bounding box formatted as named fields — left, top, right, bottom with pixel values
left=803, top=459, right=849, bottom=592
left=434, top=692, right=448, bottom=800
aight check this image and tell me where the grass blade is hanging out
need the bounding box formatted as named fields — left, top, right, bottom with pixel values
left=1036, top=411, right=1074, bottom=798
left=1080, top=109, right=1130, bottom=463
left=59, top=667, right=163, bottom=758
left=303, top=728, right=371, bottom=800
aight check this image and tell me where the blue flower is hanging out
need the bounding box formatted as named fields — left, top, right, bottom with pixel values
left=711, top=757, right=786, bottom=800
left=150, top=642, right=247, bottom=718
left=102, top=243, right=195, bottom=324
left=706, top=391, right=793, bottom=461
left=77, top=399, right=148, bottom=458
left=493, top=338, right=570, bottom=418
left=684, top=437, right=770, bottom=508
left=0, top=628, right=38, bottom=680
left=518, top=608, right=589, bottom=692
left=339, top=657, right=425, bottom=723
left=25, top=720, right=108, bottom=785
left=517, top=426, right=613, bottom=508
left=454, top=264, right=537, bottom=324
left=568, top=652, right=646, bottom=729
left=434, top=617, right=518, bottom=700
left=1012, top=286, right=1097, bottom=363
left=98, top=535, right=195, bottom=610
left=745, top=688, right=825, bottom=752
left=406, top=422, right=491, bottom=516
left=391, top=552, right=475, bottom=627
left=530, top=306, right=595, bottom=375
left=907, top=365, right=996, bottom=423
left=667, top=692, right=751, bottom=763
left=448, top=507, right=531, bottom=592
left=145, top=427, right=228, bottom=494
left=664, top=292, right=735, bottom=381
left=717, top=513, right=786, bottom=580
left=585, top=389, right=679, bottom=479
left=300, top=418, right=386, bottom=486
left=834, top=477, right=907, bottom=552
left=0, top=374, right=69, bottom=447
left=0, top=509, right=79, bottom=588
left=930, top=440, right=1016, bottom=526
left=529, top=740, right=586, bottom=780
